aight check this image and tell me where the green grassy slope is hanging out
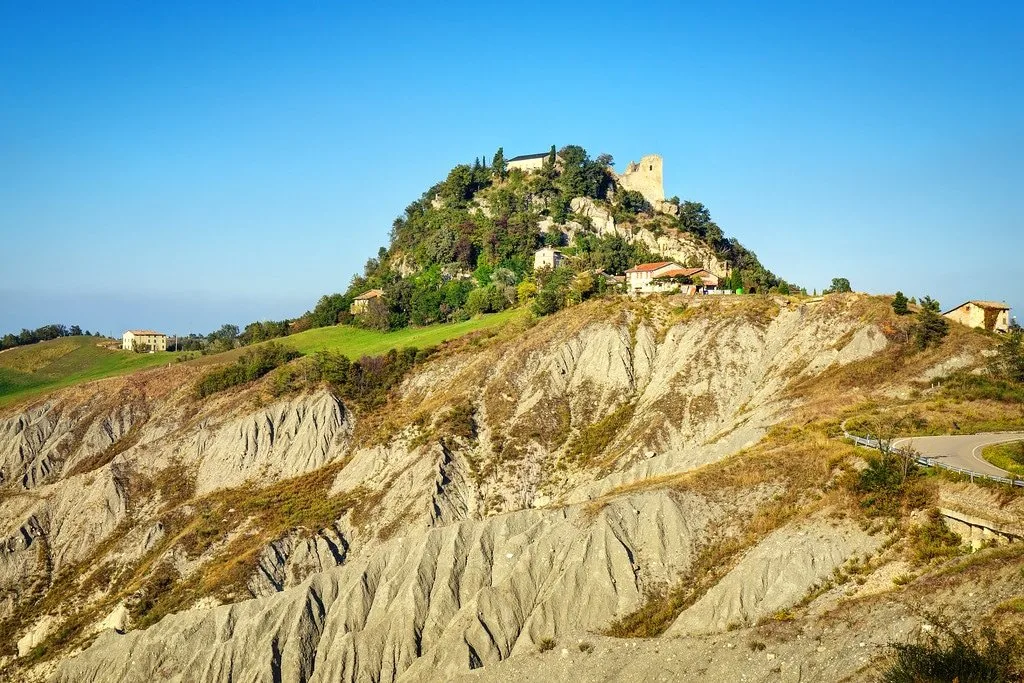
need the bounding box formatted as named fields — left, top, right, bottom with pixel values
left=191, top=308, right=526, bottom=366
left=0, top=310, right=527, bottom=407
left=0, top=337, right=185, bottom=407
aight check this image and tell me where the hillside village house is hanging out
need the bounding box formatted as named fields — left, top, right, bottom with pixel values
left=506, top=152, right=549, bottom=173
left=943, top=300, right=1012, bottom=333
left=625, top=261, right=678, bottom=291
left=533, top=247, right=565, bottom=271
left=657, top=266, right=720, bottom=290
left=122, top=330, right=167, bottom=352
left=350, top=289, right=384, bottom=314
left=625, top=262, right=720, bottom=294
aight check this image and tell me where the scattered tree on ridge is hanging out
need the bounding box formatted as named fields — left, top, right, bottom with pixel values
left=825, top=278, right=853, bottom=294
left=892, top=291, right=909, bottom=315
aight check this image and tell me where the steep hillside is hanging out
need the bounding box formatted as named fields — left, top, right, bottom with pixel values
left=2, top=293, right=1020, bottom=682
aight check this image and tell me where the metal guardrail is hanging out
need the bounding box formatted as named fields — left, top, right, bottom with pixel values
left=844, top=432, right=1024, bottom=488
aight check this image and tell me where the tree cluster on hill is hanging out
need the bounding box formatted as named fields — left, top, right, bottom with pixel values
left=272, top=346, right=434, bottom=408
left=1, top=324, right=93, bottom=352
left=193, top=342, right=300, bottom=398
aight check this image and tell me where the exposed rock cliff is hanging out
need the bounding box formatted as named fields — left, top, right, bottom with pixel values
left=0, top=294, right=1009, bottom=682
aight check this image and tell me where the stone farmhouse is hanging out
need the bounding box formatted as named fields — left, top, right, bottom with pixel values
left=122, top=330, right=167, bottom=352
left=943, top=300, right=1011, bottom=333
left=625, top=262, right=720, bottom=294
left=350, top=289, right=384, bottom=314
left=533, top=247, right=565, bottom=271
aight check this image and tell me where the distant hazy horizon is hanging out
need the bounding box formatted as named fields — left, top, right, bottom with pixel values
left=2, top=2, right=1022, bottom=335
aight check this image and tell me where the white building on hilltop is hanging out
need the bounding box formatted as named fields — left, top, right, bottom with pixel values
left=506, top=152, right=550, bottom=173
left=122, top=330, right=167, bottom=352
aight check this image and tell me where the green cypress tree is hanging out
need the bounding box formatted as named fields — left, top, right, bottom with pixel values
left=892, top=291, right=909, bottom=315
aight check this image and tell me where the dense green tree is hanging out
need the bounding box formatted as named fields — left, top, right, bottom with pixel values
left=919, top=295, right=941, bottom=313
left=616, top=189, right=650, bottom=214
left=892, top=291, right=909, bottom=315
left=543, top=230, right=563, bottom=247
left=310, top=294, right=348, bottom=328
left=913, top=300, right=949, bottom=350
left=825, top=278, right=853, bottom=294
left=572, top=233, right=657, bottom=275
left=555, top=145, right=612, bottom=200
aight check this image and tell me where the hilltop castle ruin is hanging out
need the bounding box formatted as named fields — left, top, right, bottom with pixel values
left=506, top=150, right=666, bottom=207
left=614, top=154, right=664, bottom=206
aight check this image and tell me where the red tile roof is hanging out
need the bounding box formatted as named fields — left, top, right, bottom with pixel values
left=354, top=289, right=384, bottom=300
left=655, top=267, right=709, bottom=279
left=625, top=261, right=676, bottom=274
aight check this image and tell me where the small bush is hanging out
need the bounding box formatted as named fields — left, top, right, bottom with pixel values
left=578, top=641, right=594, bottom=653
left=910, top=509, right=962, bottom=564
left=892, top=574, right=914, bottom=586
left=749, top=641, right=767, bottom=651
left=881, top=623, right=1022, bottom=683
left=537, top=638, right=556, bottom=653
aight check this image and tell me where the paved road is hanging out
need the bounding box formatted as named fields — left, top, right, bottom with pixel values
left=894, top=433, right=1024, bottom=479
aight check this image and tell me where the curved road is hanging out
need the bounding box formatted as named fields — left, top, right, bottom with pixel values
left=894, top=433, right=1024, bottom=479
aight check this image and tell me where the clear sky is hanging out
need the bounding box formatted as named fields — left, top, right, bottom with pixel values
left=2, top=1, right=1022, bottom=336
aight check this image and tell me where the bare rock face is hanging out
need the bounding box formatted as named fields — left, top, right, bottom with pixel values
left=0, top=401, right=143, bottom=491
left=0, top=468, right=127, bottom=622
left=668, top=517, right=882, bottom=635
left=569, top=197, right=617, bottom=236
left=17, top=613, right=56, bottom=657
left=51, top=490, right=740, bottom=683
left=0, top=403, right=69, bottom=489
left=192, top=390, right=351, bottom=495
left=248, top=526, right=349, bottom=597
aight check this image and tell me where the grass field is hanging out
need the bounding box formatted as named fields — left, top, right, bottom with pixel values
left=189, top=308, right=526, bottom=366
left=981, top=441, right=1024, bottom=476
left=0, top=337, right=185, bottom=407
left=0, top=309, right=528, bottom=408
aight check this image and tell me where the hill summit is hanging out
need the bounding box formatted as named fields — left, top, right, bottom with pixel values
left=303, top=144, right=783, bottom=332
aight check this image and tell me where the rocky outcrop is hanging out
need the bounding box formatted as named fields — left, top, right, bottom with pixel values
left=0, top=400, right=144, bottom=491
left=192, top=391, right=352, bottom=495
left=668, top=517, right=882, bottom=635
left=248, top=526, right=349, bottom=597
left=568, top=196, right=728, bottom=275
left=52, top=490, right=741, bottom=683
left=2, top=295, right=975, bottom=682
left=0, top=403, right=69, bottom=489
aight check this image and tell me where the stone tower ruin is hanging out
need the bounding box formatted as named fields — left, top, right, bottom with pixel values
left=615, top=154, right=664, bottom=205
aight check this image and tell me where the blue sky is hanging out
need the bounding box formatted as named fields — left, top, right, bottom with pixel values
left=1, top=1, right=1022, bottom=336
